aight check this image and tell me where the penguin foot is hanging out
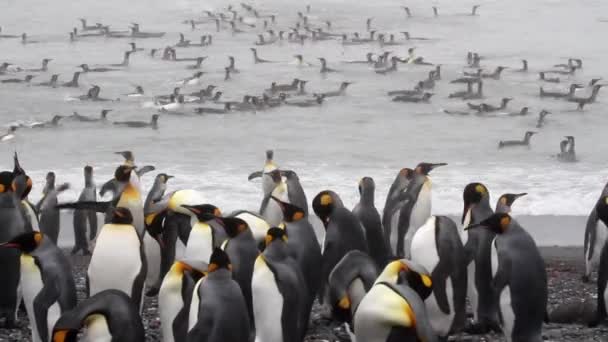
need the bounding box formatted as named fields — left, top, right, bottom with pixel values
left=464, top=321, right=502, bottom=334
left=582, top=275, right=590, bottom=283
left=146, top=287, right=160, bottom=297
left=70, top=247, right=79, bottom=255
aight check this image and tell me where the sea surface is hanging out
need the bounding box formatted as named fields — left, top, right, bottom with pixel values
left=1, top=0, right=608, bottom=246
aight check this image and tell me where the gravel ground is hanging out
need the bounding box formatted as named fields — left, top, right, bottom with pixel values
left=1, top=246, right=607, bottom=342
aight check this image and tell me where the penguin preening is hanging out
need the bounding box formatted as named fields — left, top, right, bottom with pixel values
left=466, top=213, right=547, bottom=342
left=1, top=231, right=77, bottom=342
left=52, top=289, right=145, bottom=342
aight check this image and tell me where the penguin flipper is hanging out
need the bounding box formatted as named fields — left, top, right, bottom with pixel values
left=33, top=272, right=61, bottom=342
left=259, top=194, right=271, bottom=216
left=431, top=261, right=452, bottom=315
left=247, top=171, right=263, bottom=181
left=56, top=201, right=112, bottom=213
left=99, top=179, right=118, bottom=197
left=136, top=165, right=155, bottom=178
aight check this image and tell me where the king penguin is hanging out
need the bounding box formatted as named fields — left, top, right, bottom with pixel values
left=181, top=204, right=222, bottom=263
left=591, top=195, right=608, bottom=326
left=0, top=231, right=77, bottom=342
left=52, top=289, right=145, bottom=342
left=159, top=260, right=206, bottom=342
left=382, top=168, right=414, bottom=239
left=583, top=182, right=608, bottom=282
left=410, top=215, right=468, bottom=338
left=495, top=193, right=527, bottom=213
left=252, top=228, right=308, bottom=342
left=71, top=166, right=97, bottom=256
left=12, top=153, right=39, bottom=233
left=248, top=150, right=288, bottom=226
left=353, top=176, right=391, bottom=268
left=461, top=182, right=501, bottom=333
left=312, top=190, right=368, bottom=306
left=466, top=213, right=547, bottom=342
left=0, top=171, right=26, bottom=328
left=37, top=172, right=69, bottom=244
left=187, top=248, right=251, bottom=342
left=228, top=210, right=271, bottom=248
left=87, top=207, right=147, bottom=311
left=281, top=169, right=309, bottom=215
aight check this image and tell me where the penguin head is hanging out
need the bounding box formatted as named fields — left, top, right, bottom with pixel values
left=358, top=177, right=375, bottom=195
left=312, top=190, right=336, bottom=226
left=52, top=329, right=78, bottom=342
left=596, top=196, right=608, bottom=226
left=115, top=150, right=135, bottom=164
left=217, top=217, right=249, bottom=238
left=0, top=231, right=43, bottom=254
left=378, top=259, right=433, bottom=299
left=208, top=248, right=232, bottom=272
left=181, top=204, right=221, bottom=222
left=114, top=164, right=137, bottom=182
left=498, top=193, right=527, bottom=208
left=271, top=196, right=306, bottom=222
left=414, top=162, right=447, bottom=176
left=265, top=227, right=288, bottom=247
left=110, top=207, right=134, bottom=225
left=157, top=173, right=174, bottom=184
left=279, top=169, right=299, bottom=181
left=145, top=211, right=167, bottom=248
left=173, top=260, right=206, bottom=279
left=465, top=213, right=512, bottom=235
left=84, top=165, right=93, bottom=176
left=462, top=182, right=489, bottom=224
left=0, top=171, right=15, bottom=194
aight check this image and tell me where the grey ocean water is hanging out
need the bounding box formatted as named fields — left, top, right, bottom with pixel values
left=1, top=0, right=607, bottom=246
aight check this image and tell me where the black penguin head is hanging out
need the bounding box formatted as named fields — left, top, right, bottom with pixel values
left=114, top=164, right=136, bottom=182
left=265, top=227, right=288, bottom=247
left=279, top=169, right=298, bottom=180
left=266, top=169, right=282, bottom=184
left=46, top=171, right=56, bottom=185
left=358, top=177, right=375, bottom=195
left=218, top=217, right=249, bottom=238
left=208, top=248, right=232, bottom=272
left=271, top=196, right=305, bottom=222
left=462, top=182, right=489, bottom=223
left=498, top=193, right=527, bottom=207
left=145, top=211, right=167, bottom=248
left=399, top=168, right=414, bottom=180
left=181, top=204, right=221, bottom=222
left=158, top=173, right=174, bottom=184
left=110, top=207, right=134, bottom=225
left=52, top=329, right=78, bottom=342
left=0, top=231, right=43, bottom=254
left=84, top=165, right=93, bottom=176
left=465, top=213, right=512, bottom=235
left=399, top=260, right=434, bottom=300
left=0, top=171, right=15, bottom=194
left=312, top=190, right=336, bottom=227
left=415, top=162, right=447, bottom=176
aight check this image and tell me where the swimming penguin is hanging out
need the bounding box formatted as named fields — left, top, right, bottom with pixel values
left=498, top=131, right=536, bottom=149
left=1, top=74, right=35, bottom=84
left=313, top=190, right=368, bottom=305
left=215, top=217, right=260, bottom=326
left=272, top=197, right=321, bottom=309
left=36, top=172, right=69, bottom=244
left=187, top=248, right=251, bottom=342
left=0, top=171, right=26, bottom=328
left=495, top=193, right=527, bottom=213
left=159, top=260, right=206, bottom=342
left=353, top=177, right=390, bottom=268
left=466, top=213, right=547, bottom=342
left=354, top=259, right=437, bottom=342
left=70, top=109, right=111, bottom=122
left=52, top=289, right=145, bottom=342
left=252, top=228, right=308, bottom=342
left=180, top=204, right=222, bottom=263
left=410, top=215, right=468, bottom=338
left=61, top=72, right=80, bottom=88
left=583, top=184, right=608, bottom=283
left=87, top=207, right=147, bottom=311
left=71, top=165, right=97, bottom=256
left=461, top=182, right=501, bottom=333
left=328, top=250, right=379, bottom=331
left=0, top=231, right=77, bottom=342
left=33, top=74, right=59, bottom=87
left=0, top=126, right=17, bottom=143
left=113, top=114, right=159, bottom=129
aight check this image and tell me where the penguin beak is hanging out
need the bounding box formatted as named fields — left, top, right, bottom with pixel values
left=429, top=163, right=447, bottom=170
left=165, top=175, right=174, bottom=180
left=0, top=243, right=19, bottom=249
left=515, top=193, right=527, bottom=198
left=463, top=223, right=483, bottom=231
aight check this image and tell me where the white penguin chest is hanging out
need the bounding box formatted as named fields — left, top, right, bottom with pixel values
left=184, top=223, right=213, bottom=262
left=83, top=314, right=112, bottom=342
left=252, top=257, right=284, bottom=342
left=159, top=273, right=184, bottom=342
left=409, top=183, right=432, bottom=232
left=355, top=284, right=410, bottom=342
left=411, top=216, right=440, bottom=270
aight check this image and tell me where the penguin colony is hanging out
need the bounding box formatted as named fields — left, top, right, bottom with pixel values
left=0, top=148, right=606, bottom=342
left=0, top=4, right=600, bottom=159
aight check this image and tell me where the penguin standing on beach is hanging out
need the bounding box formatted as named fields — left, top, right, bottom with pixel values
left=37, top=172, right=69, bottom=244
left=313, top=190, right=368, bottom=305
left=252, top=228, right=308, bottom=342
left=87, top=207, right=147, bottom=311
left=248, top=150, right=287, bottom=226
left=410, top=215, right=468, bottom=338
left=0, top=231, right=77, bottom=342
left=52, top=289, right=145, bottom=342
left=461, top=182, right=501, bottom=333
left=353, top=177, right=390, bottom=268
left=590, top=196, right=608, bottom=326
left=495, top=193, right=527, bottom=214
left=383, top=168, right=414, bottom=254
left=71, top=166, right=98, bottom=255
left=181, top=204, right=222, bottom=263
left=583, top=183, right=608, bottom=282
left=466, top=213, right=547, bottom=342
left=281, top=169, right=309, bottom=215
left=159, top=260, right=206, bottom=342
left=187, top=248, right=251, bottom=342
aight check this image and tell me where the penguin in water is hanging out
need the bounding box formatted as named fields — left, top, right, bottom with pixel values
left=353, top=176, right=390, bottom=268
left=0, top=231, right=77, bottom=342
left=36, top=172, right=69, bottom=244
left=495, top=193, right=527, bottom=213
left=461, top=182, right=501, bottom=333
left=272, top=196, right=321, bottom=315
left=382, top=168, right=414, bottom=250
left=466, top=213, right=547, bottom=342
left=52, top=289, right=145, bottom=342
left=313, top=190, right=368, bottom=306
left=181, top=204, right=222, bottom=263
left=187, top=248, right=251, bottom=342
left=87, top=207, right=147, bottom=311
left=410, top=215, right=468, bottom=338
left=355, top=259, right=437, bottom=342
left=159, top=260, right=206, bottom=342
left=0, top=171, right=26, bottom=328
left=583, top=182, right=608, bottom=283
left=252, top=228, right=309, bottom=342
left=71, top=165, right=97, bottom=256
